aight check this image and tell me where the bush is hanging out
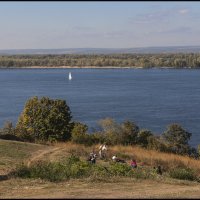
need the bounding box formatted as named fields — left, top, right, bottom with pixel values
left=15, top=161, right=70, bottom=182
left=71, top=122, right=88, bottom=144
left=14, top=163, right=31, bottom=178
left=169, top=167, right=196, bottom=181
left=137, top=129, right=153, bottom=148
left=109, top=162, right=133, bottom=176
left=0, top=134, right=23, bottom=141
left=15, top=155, right=92, bottom=182
left=147, top=136, right=169, bottom=152
left=131, top=167, right=157, bottom=179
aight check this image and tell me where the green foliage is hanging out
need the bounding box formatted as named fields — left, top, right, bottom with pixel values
left=120, top=120, right=140, bottom=145
left=1, top=53, right=200, bottom=68
left=14, top=154, right=158, bottom=182
left=162, top=124, right=192, bottom=155
left=15, top=96, right=72, bottom=142
left=137, top=129, right=153, bottom=148
left=0, top=121, right=22, bottom=141
left=71, top=122, right=88, bottom=144
left=0, top=121, right=15, bottom=135
left=96, top=118, right=140, bottom=146
left=198, top=145, right=200, bottom=156
left=169, top=167, right=196, bottom=181
left=131, top=167, right=158, bottom=179
left=98, top=118, right=122, bottom=145
left=109, top=162, right=133, bottom=176
left=15, top=154, right=93, bottom=182
left=147, top=136, right=169, bottom=152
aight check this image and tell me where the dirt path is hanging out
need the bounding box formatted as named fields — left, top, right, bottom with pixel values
left=1, top=144, right=200, bottom=198
left=26, top=146, right=64, bottom=167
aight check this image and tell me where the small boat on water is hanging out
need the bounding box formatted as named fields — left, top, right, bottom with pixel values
left=69, top=72, right=72, bottom=80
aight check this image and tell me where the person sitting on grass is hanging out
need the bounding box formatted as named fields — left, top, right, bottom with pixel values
left=87, top=152, right=97, bottom=164
left=112, top=155, right=126, bottom=163
left=130, top=159, right=137, bottom=168
left=153, top=165, right=162, bottom=175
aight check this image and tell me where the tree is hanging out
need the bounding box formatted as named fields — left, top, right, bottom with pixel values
left=0, top=121, right=15, bottom=135
left=71, top=122, right=88, bottom=144
left=162, top=124, right=192, bottom=155
left=120, top=120, right=140, bottom=145
left=15, top=96, right=72, bottom=142
left=137, top=129, right=153, bottom=148
left=98, top=118, right=122, bottom=145
left=197, top=145, right=200, bottom=157
left=147, top=135, right=169, bottom=152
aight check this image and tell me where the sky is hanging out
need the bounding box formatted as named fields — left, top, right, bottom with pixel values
left=0, top=1, right=200, bottom=49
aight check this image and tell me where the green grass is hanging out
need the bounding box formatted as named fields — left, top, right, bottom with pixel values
left=0, top=139, right=47, bottom=171
left=14, top=154, right=160, bottom=182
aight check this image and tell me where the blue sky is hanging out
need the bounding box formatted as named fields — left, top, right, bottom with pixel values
left=0, top=1, right=200, bottom=49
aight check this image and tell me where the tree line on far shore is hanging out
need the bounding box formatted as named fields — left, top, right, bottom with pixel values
left=1, top=53, right=200, bottom=68
left=0, top=96, right=199, bottom=159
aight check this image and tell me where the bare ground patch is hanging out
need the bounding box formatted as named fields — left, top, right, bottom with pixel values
left=0, top=178, right=200, bottom=198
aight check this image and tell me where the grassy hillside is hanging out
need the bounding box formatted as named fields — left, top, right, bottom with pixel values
left=0, top=139, right=49, bottom=173
left=1, top=139, right=200, bottom=175
left=1, top=140, right=200, bottom=198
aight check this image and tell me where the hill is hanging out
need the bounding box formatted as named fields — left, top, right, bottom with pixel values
left=1, top=139, right=200, bottom=198
left=1, top=46, right=200, bottom=55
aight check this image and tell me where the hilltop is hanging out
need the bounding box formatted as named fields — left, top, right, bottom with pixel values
left=1, top=46, right=200, bottom=55
left=1, top=139, right=200, bottom=198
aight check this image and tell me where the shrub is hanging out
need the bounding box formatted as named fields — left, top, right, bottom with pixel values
left=16, top=161, right=70, bottom=182
left=0, top=134, right=23, bottom=141
left=131, top=167, right=157, bottom=179
left=137, top=129, right=153, bottom=148
left=169, top=167, right=196, bottom=181
left=71, top=122, right=88, bottom=144
left=120, top=120, right=140, bottom=145
left=97, top=118, right=122, bottom=145
left=147, top=135, right=169, bottom=152
left=109, top=162, right=133, bottom=176
left=14, top=163, right=31, bottom=178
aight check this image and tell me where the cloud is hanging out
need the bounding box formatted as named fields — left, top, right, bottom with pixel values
left=102, top=30, right=134, bottom=39
left=71, top=26, right=95, bottom=31
left=178, top=9, right=189, bottom=15
left=151, top=26, right=193, bottom=35
left=130, top=7, right=191, bottom=24
left=130, top=10, right=173, bottom=24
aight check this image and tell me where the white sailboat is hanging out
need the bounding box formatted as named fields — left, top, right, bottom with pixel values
left=69, top=72, right=72, bottom=80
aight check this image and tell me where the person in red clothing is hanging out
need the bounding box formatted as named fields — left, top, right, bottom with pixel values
left=130, top=159, right=137, bottom=168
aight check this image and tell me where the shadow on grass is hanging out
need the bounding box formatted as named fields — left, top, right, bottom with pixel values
left=0, top=175, right=9, bottom=181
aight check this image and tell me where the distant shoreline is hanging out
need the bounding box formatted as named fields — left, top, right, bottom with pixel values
left=0, top=66, right=144, bottom=69
left=0, top=66, right=183, bottom=69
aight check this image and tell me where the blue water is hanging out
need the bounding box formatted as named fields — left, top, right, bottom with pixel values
left=0, top=68, right=200, bottom=147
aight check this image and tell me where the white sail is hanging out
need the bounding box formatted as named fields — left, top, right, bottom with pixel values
left=69, top=72, right=72, bottom=80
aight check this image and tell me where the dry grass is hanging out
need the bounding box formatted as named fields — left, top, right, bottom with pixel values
left=1, top=177, right=200, bottom=199
left=52, top=142, right=200, bottom=174
left=1, top=140, right=200, bottom=198
left=1, top=139, right=200, bottom=176
left=0, top=139, right=49, bottom=174
left=110, top=145, right=200, bottom=173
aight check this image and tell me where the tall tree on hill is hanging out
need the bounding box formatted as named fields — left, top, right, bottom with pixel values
left=162, top=124, right=192, bottom=155
left=15, top=96, right=73, bottom=142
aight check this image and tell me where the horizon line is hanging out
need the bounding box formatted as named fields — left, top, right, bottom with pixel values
left=1, top=45, right=200, bottom=51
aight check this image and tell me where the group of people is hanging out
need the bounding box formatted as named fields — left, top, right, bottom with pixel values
left=112, top=155, right=137, bottom=168
left=86, top=144, right=162, bottom=174
left=87, top=144, right=137, bottom=169
left=87, top=144, right=107, bottom=164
